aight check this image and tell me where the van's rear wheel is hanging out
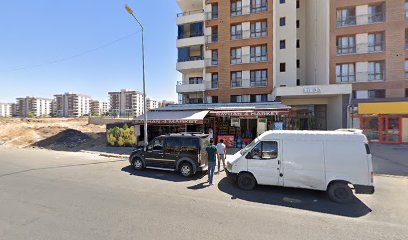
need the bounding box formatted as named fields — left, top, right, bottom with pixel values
left=132, top=157, right=144, bottom=171
left=328, top=182, right=354, bottom=203
left=237, top=173, right=256, bottom=190
left=179, top=162, right=193, bottom=178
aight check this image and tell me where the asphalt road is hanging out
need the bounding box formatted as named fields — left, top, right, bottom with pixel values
left=0, top=148, right=407, bottom=240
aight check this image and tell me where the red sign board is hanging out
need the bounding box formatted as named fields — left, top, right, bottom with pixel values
left=132, top=119, right=203, bottom=125
left=210, top=110, right=288, bottom=117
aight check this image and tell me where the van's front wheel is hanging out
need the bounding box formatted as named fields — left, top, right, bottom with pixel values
left=328, top=182, right=354, bottom=203
left=237, top=173, right=256, bottom=190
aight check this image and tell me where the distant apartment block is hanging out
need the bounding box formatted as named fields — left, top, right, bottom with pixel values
left=54, top=93, right=91, bottom=117
left=108, top=89, right=144, bottom=117
left=15, top=97, right=52, bottom=117
left=146, top=98, right=161, bottom=110
left=0, top=103, right=12, bottom=117
left=90, top=100, right=110, bottom=116
left=160, top=100, right=176, bottom=108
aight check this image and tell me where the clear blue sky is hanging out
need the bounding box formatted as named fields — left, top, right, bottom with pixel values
left=0, top=0, right=181, bottom=103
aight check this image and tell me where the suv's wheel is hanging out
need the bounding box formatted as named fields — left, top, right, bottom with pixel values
left=132, top=157, right=144, bottom=171
left=179, top=162, right=193, bottom=178
left=237, top=172, right=256, bottom=190
left=328, top=182, right=354, bottom=203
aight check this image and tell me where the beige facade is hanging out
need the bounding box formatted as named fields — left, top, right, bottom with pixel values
left=15, top=97, right=52, bottom=117
left=54, top=93, right=91, bottom=118
left=108, top=89, right=144, bottom=117
left=146, top=98, right=161, bottom=110
left=90, top=100, right=110, bottom=116
left=0, top=103, right=12, bottom=117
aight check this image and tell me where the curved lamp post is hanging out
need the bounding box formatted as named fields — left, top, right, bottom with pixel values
left=125, top=4, right=148, bottom=150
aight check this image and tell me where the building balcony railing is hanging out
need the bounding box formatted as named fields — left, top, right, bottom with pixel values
left=336, top=42, right=384, bottom=55
left=336, top=13, right=384, bottom=28
left=231, top=30, right=267, bottom=40
left=176, top=81, right=206, bottom=93
left=177, top=56, right=204, bottom=62
left=205, top=35, right=218, bottom=43
left=205, top=58, right=218, bottom=66
left=177, top=32, right=204, bottom=40
left=336, top=72, right=385, bottom=83
left=230, top=54, right=267, bottom=65
left=176, top=9, right=204, bottom=17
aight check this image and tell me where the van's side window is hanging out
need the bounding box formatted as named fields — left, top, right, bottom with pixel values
left=165, top=138, right=182, bottom=153
left=249, top=141, right=278, bottom=160
left=181, top=138, right=199, bottom=154
left=148, top=138, right=164, bottom=151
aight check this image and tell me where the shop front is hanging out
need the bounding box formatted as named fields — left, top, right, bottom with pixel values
left=353, top=102, right=408, bottom=144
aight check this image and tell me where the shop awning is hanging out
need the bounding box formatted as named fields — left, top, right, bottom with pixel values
left=358, top=102, right=408, bottom=115
left=132, top=110, right=209, bottom=124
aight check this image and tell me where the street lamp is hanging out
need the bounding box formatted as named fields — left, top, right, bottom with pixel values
left=125, top=4, right=148, bottom=150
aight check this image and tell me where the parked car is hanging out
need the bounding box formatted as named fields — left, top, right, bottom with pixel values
left=225, top=130, right=375, bottom=203
left=129, top=133, right=210, bottom=177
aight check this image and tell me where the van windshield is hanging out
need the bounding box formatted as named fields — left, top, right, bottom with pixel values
left=240, top=138, right=259, bottom=155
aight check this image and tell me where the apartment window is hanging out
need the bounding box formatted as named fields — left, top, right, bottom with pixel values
left=211, top=50, right=218, bottom=66
left=280, top=40, right=286, bottom=49
left=368, top=61, right=384, bottom=81
left=336, top=63, right=355, bottom=83
left=296, top=20, right=300, bottom=28
left=405, top=60, right=408, bottom=79
left=406, top=1, right=408, bottom=20
left=211, top=73, right=218, bottom=88
left=296, top=79, right=300, bottom=86
left=280, top=17, right=286, bottom=26
left=231, top=24, right=242, bottom=40
left=280, top=63, right=286, bottom=72
left=406, top=29, right=408, bottom=49
left=368, top=4, right=384, bottom=23
left=297, top=59, right=300, bottom=68
left=212, top=4, right=219, bottom=19
left=337, top=35, right=356, bottom=55
left=211, top=26, right=218, bottom=42
left=231, top=0, right=242, bottom=16
left=212, top=96, right=219, bottom=103
left=231, top=71, right=242, bottom=87
left=250, top=45, right=267, bottom=62
left=336, top=8, right=356, bottom=27
left=296, top=0, right=300, bottom=9
left=406, top=89, right=408, bottom=97
left=251, top=0, right=267, bottom=13
left=296, top=39, right=300, bottom=48
left=231, top=48, right=242, bottom=64
left=280, top=0, right=285, bottom=4
left=231, top=95, right=250, bottom=103
left=250, top=70, right=267, bottom=87
left=250, top=94, right=267, bottom=103
left=368, top=32, right=384, bottom=52
left=189, top=77, right=203, bottom=84
left=368, top=90, right=385, bottom=99
left=250, top=21, right=267, bottom=38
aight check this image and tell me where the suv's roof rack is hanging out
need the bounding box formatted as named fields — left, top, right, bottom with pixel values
left=165, top=132, right=208, bottom=137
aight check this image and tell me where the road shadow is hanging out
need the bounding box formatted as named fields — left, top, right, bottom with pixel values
left=121, top=165, right=206, bottom=183
left=31, top=129, right=134, bottom=156
left=217, top=177, right=372, bottom=218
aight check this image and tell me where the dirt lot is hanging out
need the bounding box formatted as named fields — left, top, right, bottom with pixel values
left=0, top=118, right=106, bottom=151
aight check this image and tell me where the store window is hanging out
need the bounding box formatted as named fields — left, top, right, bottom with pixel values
left=250, top=45, right=267, bottom=62
left=250, top=69, right=267, bottom=87
left=248, top=141, right=278, bottom=159
left=231, top=47, right=242, bottom=64
left=231, top=71, right=242, bottom=87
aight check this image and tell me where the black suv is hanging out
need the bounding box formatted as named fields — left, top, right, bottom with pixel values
left=129, top=133, right=210, bottom=177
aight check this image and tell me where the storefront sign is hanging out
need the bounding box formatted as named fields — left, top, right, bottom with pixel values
left=211, top=111, right=286, bottom=117
left=303, top=87, right=321, bottom=94
left=132, top=119, right=203, bottom=124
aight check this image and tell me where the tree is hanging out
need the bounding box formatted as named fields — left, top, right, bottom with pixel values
left=27, top=112, right=34, bottom=118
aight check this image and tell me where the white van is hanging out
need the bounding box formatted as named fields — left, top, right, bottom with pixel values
left=225, top=130, right=374, bottom=203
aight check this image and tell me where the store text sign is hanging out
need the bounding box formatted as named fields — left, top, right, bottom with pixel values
left=212, top=111, right=285, bottom=117
left=303, top=87, right=321, bottom=94
left=132, top=120, right=203, bottom=124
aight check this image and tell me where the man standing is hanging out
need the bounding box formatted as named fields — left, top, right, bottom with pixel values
left=205, top=139, right=218, bottom=185
left=216, top=139, right=226, bottom=173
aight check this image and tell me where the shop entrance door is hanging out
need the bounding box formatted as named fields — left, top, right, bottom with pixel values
left=379, top=116, right=401, bottom=144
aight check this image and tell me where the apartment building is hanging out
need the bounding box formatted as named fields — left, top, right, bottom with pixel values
left=108, top=89, right=144, bottom=117
left=90, top=100, right=110, bottom=116
left=146, top=98, right=161, bottom=110
left=54, top=93, right=91, bottom=117
left=0, top=103, right=12, bottom=117
left=176, top=0, right=352, bottom=131
left=330, top=0, right=408, bottom=144
left=15, top=97, right=52, bottom=117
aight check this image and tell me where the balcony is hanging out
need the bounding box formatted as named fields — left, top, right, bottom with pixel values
left=231, top=30, right=267, bottom=40
left=336, top=42, right=384, bottom=55
left=176, top=57, right=205, bottom=72
left=176, top=81, right=206, bottom=93
left=176, top=35, right=205, bottom=48
left=337, top=72, right=385, bottom=83
left=176, top=10, right=204, bottom=25
left=336, top=13, right=384, bottom=28
left=205, top=58, right=218, bottom=66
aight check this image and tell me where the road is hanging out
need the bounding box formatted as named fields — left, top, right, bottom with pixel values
left=0, top=147, right=407, bottom=240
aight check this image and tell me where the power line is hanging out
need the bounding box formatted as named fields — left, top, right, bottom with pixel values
left=7, top=31, right=141, bottom=73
